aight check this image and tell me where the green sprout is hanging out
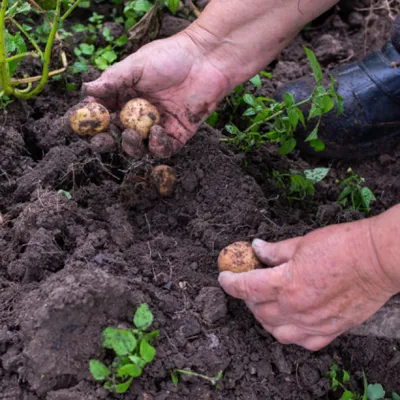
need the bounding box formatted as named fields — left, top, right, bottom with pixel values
left=337, top=168, right=376, bottom=212
left=89, top=303, right=159, bottom=394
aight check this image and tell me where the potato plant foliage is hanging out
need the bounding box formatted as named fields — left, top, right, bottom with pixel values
left=222, top=47, right=344, bottom=155
left=89, top=304, right=159, bottom=394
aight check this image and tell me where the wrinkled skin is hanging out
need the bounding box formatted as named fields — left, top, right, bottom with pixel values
left=219, top=218, right=399, bottom=351
left=83, top=34, right=231, bottom=158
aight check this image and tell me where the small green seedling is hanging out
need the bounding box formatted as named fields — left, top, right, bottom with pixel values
left=272, top=167, right=329, bottom=201
left=171, top=368, right=224, bottom=389
left=337, top=168, right=376, bottom=212
left=329, top=362, right=400, bottom=400
left=223, top=47, right=343, bottom=154
left=89, top=303, right=159, bottom=394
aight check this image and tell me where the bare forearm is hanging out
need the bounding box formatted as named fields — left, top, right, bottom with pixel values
left=183, top=0, right=339, bottom=89
left=370, top=204, right=400, bottom=293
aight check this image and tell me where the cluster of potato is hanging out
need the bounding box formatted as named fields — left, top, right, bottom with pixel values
left=69, top=98, right=176, bottom=197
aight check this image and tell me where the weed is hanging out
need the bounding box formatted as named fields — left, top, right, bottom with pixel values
left=337, top=168, right=376, bottom=212
left=272, top=167, right=329, bottom=201
left=329, top=362, right=400, bottom=400
left=171, top=368, right=224, bottom=389
left=222, top=47, right=343, bottom=154
left=89, top=303, right=159, bottom=394
left=0, top=0, right=80, bottom=101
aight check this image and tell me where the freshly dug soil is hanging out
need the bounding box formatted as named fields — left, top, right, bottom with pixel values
left=1, top=2, right=399, bottom=400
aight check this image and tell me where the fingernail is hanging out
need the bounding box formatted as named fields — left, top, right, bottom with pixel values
left=218, top=271, right=233, bottom=284
left=252, top=238, right=266, bottom=250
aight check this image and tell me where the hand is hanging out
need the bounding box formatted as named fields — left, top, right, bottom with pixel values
left=218, top=219, right=399, bottom=351
left=83, top=32, right=231, bottom=158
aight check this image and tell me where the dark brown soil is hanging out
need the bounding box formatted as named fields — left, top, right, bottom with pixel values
left=1, top=2, right=399, bottom=400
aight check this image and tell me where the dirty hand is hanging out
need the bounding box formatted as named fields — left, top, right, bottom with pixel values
left=83, top=33, right=230, bottom=158
left=218, top=210, right=400, bottom=351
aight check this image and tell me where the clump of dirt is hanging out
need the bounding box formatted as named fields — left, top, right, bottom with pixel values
left=0, top=2, right=399, bottom=400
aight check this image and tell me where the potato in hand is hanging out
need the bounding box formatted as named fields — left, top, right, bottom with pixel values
left=218, top=242, right=262, bottom=273
left=69, top=102, right=110, bottom=136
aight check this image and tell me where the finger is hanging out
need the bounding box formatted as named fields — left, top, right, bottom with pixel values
left=296, top=334, right=337, bottom=352
left=82, top=57, right=144, bottom=110
left=252, top=237, right=301, bottom=266
left=245, top=301, right=289, bottom=326
left=149, top=125, right=184, bottom=158
left=218, top=267, right=287, bottom=303
left=270, top=324, right=311, bottom=345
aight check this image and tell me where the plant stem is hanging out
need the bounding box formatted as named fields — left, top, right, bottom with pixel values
left=61, top=0, right=81, bottom=22
left=8, top=16, right=43, bottom=58
left=0, top=0, right=11, bottom=95
left=173, top=369, right=218, bottom=385
left=245, top=96, right=312, bottom=133
left=14, top=0, right=61, bottom=99
left=6, top=52, right=39, bottom=63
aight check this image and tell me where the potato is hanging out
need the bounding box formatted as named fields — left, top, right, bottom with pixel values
left=218, top=242, right=261, bottom=273
left=120, top=98, right=160, bottom=139
left=69, top=102, right=110, bottom=136
left=121, top=129, right=147, bottom=158
left=90, top=132, right=117, bottom=154
left=151, top=165, right=177, bottom=197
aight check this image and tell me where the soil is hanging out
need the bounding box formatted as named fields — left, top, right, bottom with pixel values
left=1, top=2, right=400, bottom=400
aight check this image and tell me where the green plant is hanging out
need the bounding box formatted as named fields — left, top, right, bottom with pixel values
left=89, top=303, right=159, bottom=394
left=171, top=368, right=224, bottom=389
left=329, top=362, right=400, bottom=400
left=337, top=168, right=376, bottom=212
left=222, top=47, right=343, bottom=154
left=272, top=167, right=329, bottom=201
left=0, top=0, right=81, bottom=101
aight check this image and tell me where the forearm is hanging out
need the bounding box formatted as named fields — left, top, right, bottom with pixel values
left=183, top=0, right=339, bottom=89
left=370, top=204, right=400, bottom=293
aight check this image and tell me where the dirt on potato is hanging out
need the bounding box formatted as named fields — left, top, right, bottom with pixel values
left=0, top=2, right=399, bottom=400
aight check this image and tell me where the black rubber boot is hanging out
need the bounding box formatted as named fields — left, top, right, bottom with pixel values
left=275, top=16, right=400, bottom=159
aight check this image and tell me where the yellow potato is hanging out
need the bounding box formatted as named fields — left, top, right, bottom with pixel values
left=151, top=165, right=177, bottom=197
left=69, top=103, right=110, bottom=136
left=120, top=98, right=160, bottom=139
left=218, top=242, right=261, bottom=273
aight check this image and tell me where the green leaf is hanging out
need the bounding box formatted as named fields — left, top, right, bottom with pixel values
left=103, top=328, right=137, bottom=356
left=320, top=95, right=335, bottom=114
left=338, top=186, right=353, bottom=202
left=250, top=74, right=262, bottom=88
left=340, top=391, right=356, bottom=400
left=287, top=107, right=299, bottom=129
left=367, top=384, right=385, bottom=400
left=243, top=94, right=256, bottom=107
left=89, top=360, right=110, bottom=381
left=304, top=168, right=330, bottom=184
left=243, top=108, right=256, bottom=117
left=134, top=304, right=153, bottom=330
left=305, top=122, right=320, bottom=142
left=294, top=107, right=305, bottom=127
left=79, top=43, right=95, bottom=55
left=72, top=61, right=89, bottom=73
left=283, top=92, right=295, bottom=108
left=309, top=139, right=325, bottom=152
left=260, top=71, right=272, bottom=79
left=115, top=35, right=129, bottom=47
left=360, top=187, right=376, bottom=210
left=171, top=371, right=179, bottom=385
left=279, top=138, right=296, bottom=155
left=140, top=338, right=156, bottom=363
left=304, top=46, right=323, bottom=85
left=116, top=378, right=133, bottom=394
left=100, top=50, right=118, bottom=63
left=206, top=111, right=218, bottom=127
left=95, top=57, right=109, bottom=71
left=393, top=393, right=400, bottom=400
left=308, top=102, right=323, bottom=119
left=343, top=370, right=350, bottom=383
left=290, top=175, right=315, bottom=197
left=166, top=0, right=180, bottom=14
left=117, top=363, right=142, bottom=378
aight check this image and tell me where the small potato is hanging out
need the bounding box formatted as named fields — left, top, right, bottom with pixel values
left=90, top=132, right=117, bottom=154
left=120, top=98, right=160, bottom=139
left=151, top=165, right=177, bottom=197
left=69, top=102, right=110, bottom=136
left=218, top=242, right=261, bottom=273
left=121, top=129, right=147, bottom=158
